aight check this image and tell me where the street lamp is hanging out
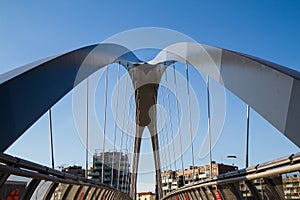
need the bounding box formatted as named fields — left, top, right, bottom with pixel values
left=227, top=155, right=237, bottom=159
left=227, top=155, right=254, bottom=168
left=227, top=155, right=238, bottom=166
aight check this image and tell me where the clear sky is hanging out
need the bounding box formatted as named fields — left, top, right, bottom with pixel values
left=0, top=0, right=300, bottom=193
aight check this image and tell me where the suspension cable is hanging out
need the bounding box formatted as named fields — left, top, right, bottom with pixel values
left=152, top=86, right=163, bottom=196
left=165, top=67, right=177, bottom=172
left=158, top=87, right=167, bottom=179
left=85, top=78, right=89, bottom=178
left=111, top=63, right=121, bottom=186
left=122, top=117, right=130, bottom=190
left=123, top=92, right=134, bottom=193
left=117, top=69, right=129, bottom=190
left=128, top=135, right=135, bottom=193
left=48, top=108, right=54, bottom=169
left=101, top=65, right=109, bottom=184
left=124, top=95, right=134, bottom=194
left=206, top=75, right=213, bottom=179
left=185, top=63, right=195, bottom=182
left=172, top=61, right=185, bottom=185
left=121, top=136, right=128, bottom=191
left=131, top=83, right=141, bottom=193
left=158, top=66, right=167, bottom=175
left=161, top=83, right=172, bottom=172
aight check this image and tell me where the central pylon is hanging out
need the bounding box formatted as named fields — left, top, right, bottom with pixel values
left=127, top=63, right=168, bottom=200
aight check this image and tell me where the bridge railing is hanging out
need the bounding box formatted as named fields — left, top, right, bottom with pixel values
left=0, top=153, right=132, bottom=200
left=162, top=153, right=300, bottom=200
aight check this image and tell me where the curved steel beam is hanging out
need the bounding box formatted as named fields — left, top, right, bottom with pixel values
left=151, top=42, right=300, bottom=147
left=0, top=43, right=141, bottom=152
left=2, top=42, right=298, bottom=151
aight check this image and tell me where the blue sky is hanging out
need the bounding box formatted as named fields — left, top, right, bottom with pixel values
left=0, top=0, right=300, bottom=192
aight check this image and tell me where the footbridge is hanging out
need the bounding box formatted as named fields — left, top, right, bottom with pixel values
left=0, top=41, right=299, bottom=199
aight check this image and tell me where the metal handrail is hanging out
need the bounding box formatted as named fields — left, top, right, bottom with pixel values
left=162, top=152, right=300, bottom=199
left=0, top=153, right=132, bottom=200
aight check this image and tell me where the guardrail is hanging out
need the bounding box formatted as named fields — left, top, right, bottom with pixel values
left=0, top=153, right=132, bottom=200
left=162, top=152, right=300, bottom=200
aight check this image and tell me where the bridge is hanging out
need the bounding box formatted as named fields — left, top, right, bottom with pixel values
left=0, top=40, right=299, bottom=200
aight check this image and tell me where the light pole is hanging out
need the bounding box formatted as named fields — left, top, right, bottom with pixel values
left=48, top=108, right=54, bottom=169
left=228, top=104, right=251, bottom=168
left=85, top=78, right=89, bottom=179
left=246, top=105, right=250, bottom=168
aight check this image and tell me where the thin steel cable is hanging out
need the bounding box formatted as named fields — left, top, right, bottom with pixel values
left=185, top=63, right=195, bottom=182
left=126, top=81, right=138, bottom=193
left=129, top=77, right=142, bottom=196
left=131, top=84, right=141, bottom=193
left=128, top=94, right=136, bottom=192
left=128, top=110, right=136, bottom=193
left=158, top=87, right=167, bottom=179
left=123, top=99, right=132, bottom=194
left=85, top=78, right=89, bottom=178
left=111, top=63, right=121, bottom=186
left=122, top=116, right=130, bottom=190
left=152, top=86, right=162, bottom=196
left=101, top=65, right=109, bottom=184
left=160, top=97, right=168, bottom=175
left=128, top=135, right=134, bottom=193
left=165, top=68, right=177, bottom=172
left=123, top=93, right=134, bottom=193
left=117, top=70, right=129, bottom=190
left=121, top=137, right=128, bottom=191
left=48, top=108, right=54, bottom=169
left=172, top=62, right=185, bottom=184
left=160, top=88, right=168, bottom=172
left=161, top=83, right=172, bottom=172
left=157, top=66, right=166, bottom=175
left=206, top=75, right=213, bottom=178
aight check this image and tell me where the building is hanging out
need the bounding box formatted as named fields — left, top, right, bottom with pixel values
left=89, top=151, right=131, bottom=194
left=137, top=192, right=156, bottom=200
left=161, top=162, right=238, bottom=195
left=283, top=175, right=300, bottom=199
left=62, top=165, right=85, bottom=177
left=177, top=162, right=238, bottom=185
left=0, top=180, right=27, bottom=199
left=161, top=170, right=178, bottom=194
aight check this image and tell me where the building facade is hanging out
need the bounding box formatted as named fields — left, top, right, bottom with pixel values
left=161, top=162, right=238, bottom=195
left=89, top=151, right=131, bottom=194
left=62, top=165, right=85, bottom=177
left=161, top=170, right=178, bottom=194
left=283, top=176, right=300, bottom=199
left=137, top=192, right=156, bottom=200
